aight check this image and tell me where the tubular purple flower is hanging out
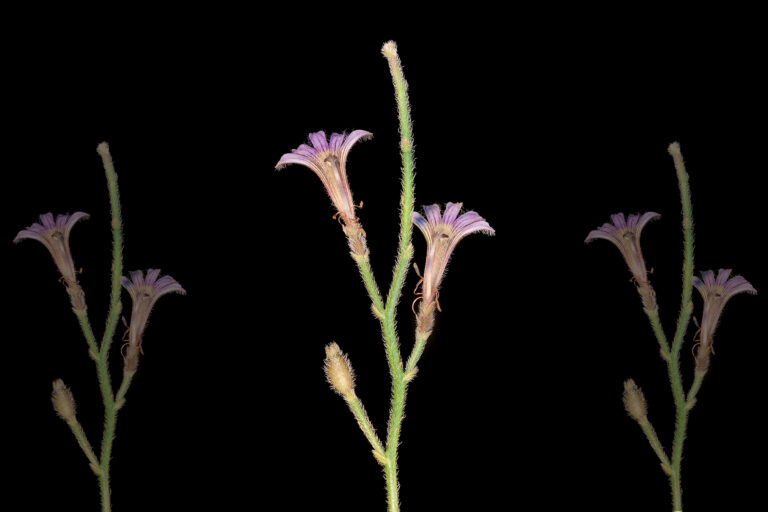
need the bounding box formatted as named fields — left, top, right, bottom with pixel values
left=412, top=202, right=495, bottom=312
left=693, top=269, right=756, bottom=372
left=276, top=130, right=372, bottom=225
left=276, top=130, right=372, bottom=256
left=121, top=269, right=185, bottom=372
left=585, top=212, right=660, bottom=309
left=14, top=212, right=90, bottom=286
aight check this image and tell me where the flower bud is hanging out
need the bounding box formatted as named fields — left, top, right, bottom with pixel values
left=324, top=342, right=356, bottom=397
left=622, top=379, right=647, bottom=422
left=52, top=379, right=77, bottom=423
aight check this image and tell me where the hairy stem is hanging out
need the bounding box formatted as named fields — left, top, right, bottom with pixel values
left=352, top=253, right=386, bottom=319
left=74, top=309, right=100, bottom=358
left=405, top=332, right=429, bottom=376
left=96, top=142, right=124, bottom=355
left=65, top=418, right=102, bottom=471
left=686, top=371, right=706, bottom=410
left=644, top=304, right=671, bottom=358
left=666, top=142, right=696, bottom=512
left=94, top=142, right=130, bottom=512
left=346, top=393, right=386, bottom=458
left=380, top=40, right=416, bottom=512
left=638, top=417, right=672, bottom=474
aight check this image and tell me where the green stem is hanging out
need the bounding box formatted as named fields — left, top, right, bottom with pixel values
left=75, top=309, right=101, bottom=359
left=96, top=142, right=124, bottom=355
left=386, top=367, right=406, bottom=512
left=666, top=142, right=696, bottom=512
left=352, top=253, right=386, bottom=318
left=94, top=142, right=128, bottom=512
left=638, top=417, right=672, bottom=474
left=380, top=40, right=416, bottom=512
left=644, top=305, right=671, bottom=358
left=405, top=333, right=429, bottom=376
left=66, top=418, right=101, bottom=471
left=346, top=393, right=386, bottom=458
left=686, top=371, right=706, bottom=410
left=669, top=142, right=695, bottom=357
left=667, top=349, right=687, bottom=511
left=91, top=330, right=118, bottom=512
left=115, top=371, right=135, bottom=409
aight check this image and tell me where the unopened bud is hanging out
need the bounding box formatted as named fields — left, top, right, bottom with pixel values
left=324, top=342, right=356, bottom=397
left=381, top=40, right=399, bottom=60
left=52, top=379, right=77, bottom=423
left=622, top=379, right=647, bottom=422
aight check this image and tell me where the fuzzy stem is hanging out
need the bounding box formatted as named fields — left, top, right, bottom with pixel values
left=115, top=371, right=135, bottom=409
left=665, top=142, right=696, bottom=512
left=94, top=142, right=129, bottom=512
left=95, top=348, right=117, bottom=507
left=96, top=142, right=124, bottom=355
left=637, top=417, right=672, bottom=475
left=644, top=304, right=671, bottom=358
left=352, top=253, right=386, bottom=318
left=65, top=418, right=102, bottom=471
left=686, top=371, right=706, bottom=410
left=668, top=376, right=687, bottom=512
left=405, top=332, right=429, bottom=376
left=346, top=393, right=386, bottom=458
left=74, top=309, right=101, bottom=359
left=381, top=40, right=416, bottom=512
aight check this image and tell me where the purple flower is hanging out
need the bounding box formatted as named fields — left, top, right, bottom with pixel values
left=586, top=212, right=660, bottom=308
left=121, top=269, right=185, bottom=371
left=276, top=130, right=372, bottom=227
left=693, top=269, right=756, bottom=371
left=14, top=212, right=89, bottom=286
left=412, top=202, right=495, bottom=310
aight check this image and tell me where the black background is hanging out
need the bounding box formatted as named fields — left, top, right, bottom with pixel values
left=3, top=13, right=766, bottom=511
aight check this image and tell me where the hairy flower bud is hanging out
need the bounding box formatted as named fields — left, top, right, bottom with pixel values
left=324, top=342, right=356, bottom=397
left=52, top=379, right=77, bottom=423
left=622, top=379, right=647, bottom=422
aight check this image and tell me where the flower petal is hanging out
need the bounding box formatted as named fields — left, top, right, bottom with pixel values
left=308, top=131, right=329, bottom=152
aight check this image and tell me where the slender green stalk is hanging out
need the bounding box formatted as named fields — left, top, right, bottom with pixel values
left=99, top=383, right=116, bottom=512
left=65, top=418, right=102, bottom=471
left=385, top=365, right=406, bottom=512
left=352, top=253, right=386, bottom=318
left=380, top=40, right=417, bottom=512
left=637, top=417, right=672, bottom=474
left=93, top=142, right=129, bottom=512
left=644, top=306, right=671, bottom=357
left=346, top=393, right=386, bottom=458
left=97, top=142, right=124, bottom=354
left=666, top=142, right=696, bottom=512
left=686, top=371, right=705, bottom=410
left=666, top=348, right=687, bottom=511
left=74, top=309, right=101, bottom=358
left=669, top=142, right=695, bottom=356
left=115, top=371, right=135, bottom=410
left=405, top=333, right=428, bottom=376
